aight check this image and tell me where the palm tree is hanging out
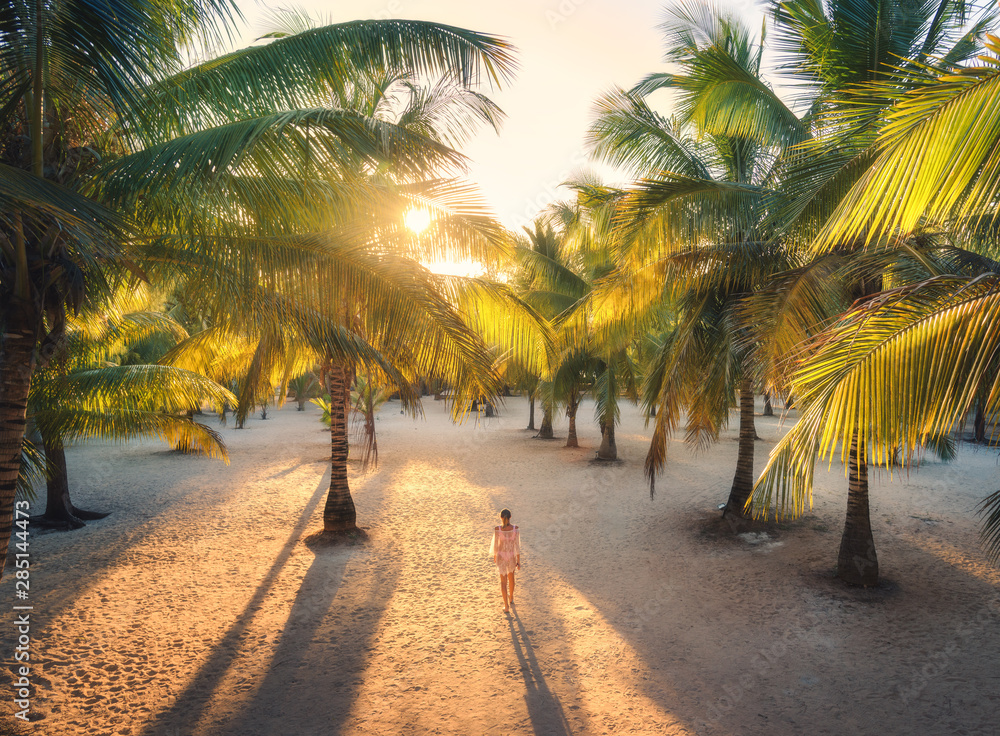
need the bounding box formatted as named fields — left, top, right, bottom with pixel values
left=289, top=372, right=320, bottom=411
left=29, top=304, right=234, bottom=529
left=749, top=27, right=1000, bottom=578
left=517, top=221, right=590, bottom=445
left=0, top=1, right=520, bottom=566
left=147, top=53, right=538, bottom=536
left=0, top=0, right=244, bottom=581
left=744, top=0, right=997, bottom=584
left=553, top=190, right=640, bottom=460
left=588, top=4, right=803, bottom=512
left=351, top=368, right=393, bottom=470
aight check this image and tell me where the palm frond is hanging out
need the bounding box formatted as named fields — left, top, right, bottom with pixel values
left=753, top=273, right=1000, bottom=523
left=138, top=19, right=516, bottom=141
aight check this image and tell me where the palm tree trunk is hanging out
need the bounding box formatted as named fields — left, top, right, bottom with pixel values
left=837, top=436, right=879, bottom=586
left=42, top=435, right=82, bottom=528
left=527, top=392, right=536, bottom=430
left=0, top=304, right=40, bottom=581
left=763, top=392, right=773, bottom=417
left=36, top=434, right=109, bottom=529
left=565, top=389, right=579, bottom=448
left=323, top=360, right=359, bottom=534
left=597, top=419, right=617, bottom=460
left=724, top=380, right=756, bottom=518
left=974, top=404, right=986, bottom=443
left=538, top=402, right=554, bottom=439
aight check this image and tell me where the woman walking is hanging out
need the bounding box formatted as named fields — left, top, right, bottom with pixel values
left=490, top=508, right=520, bottom=613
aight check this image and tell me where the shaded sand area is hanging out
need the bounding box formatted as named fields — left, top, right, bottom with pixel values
left=2, top=397, right=999, bottom=735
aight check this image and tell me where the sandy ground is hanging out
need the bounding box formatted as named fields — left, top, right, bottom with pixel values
left=1, top=396, right=999, bottom=736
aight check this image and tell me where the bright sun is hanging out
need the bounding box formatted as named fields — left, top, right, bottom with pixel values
left=404, top=208, right=432, bottom=234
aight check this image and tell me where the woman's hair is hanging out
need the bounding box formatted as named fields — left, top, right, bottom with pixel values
left=500, top=508, right=511, bottom=520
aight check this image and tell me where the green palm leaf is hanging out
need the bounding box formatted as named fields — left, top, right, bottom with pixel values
left=752, top=274, right=1000, bottom=531
left=138, top=19, right=515, bottom=141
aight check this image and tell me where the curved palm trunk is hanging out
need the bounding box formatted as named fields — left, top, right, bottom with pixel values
left=723, top=380, right=755, bottom=518
left=527, top=393, right=536, bottom=430
left=37, top=435, right=109, bottom=529
left=597, top=419, right=617, bottom=460
left=565, top=389, right=579, bottom=448
left=323, top=360, right=359, bottom=534
left=538, top=402, right=554, bottom=439
left=837, top=436, right=879, bottom=586
left=0, top=305, right=40, bottom=581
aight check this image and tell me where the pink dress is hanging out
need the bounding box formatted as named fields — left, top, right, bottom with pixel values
left=490, top=525, right=520, bottom=575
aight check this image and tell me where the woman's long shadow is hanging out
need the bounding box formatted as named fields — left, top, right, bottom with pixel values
left=507, top=608, right=573, bottom=736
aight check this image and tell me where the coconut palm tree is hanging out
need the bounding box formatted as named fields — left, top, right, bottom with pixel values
left=517, top=195, right=642, bottom=457
left=0, top=0, right=244, bottom=581
left=553, top=190, right=641, bottom=460
left=0, top=0, right=519, bottom=570
left=517, top=221, right=590, bottom=445
left=29, top=301, right=234, bottom=529
left=743, top=0, right=998, bottom=584
left=749, top=13, right=1000, bottom=575
left=351, top=368, right=393, bottom=470
left=588, top=4, right=804, bottom=512
left=147, top=55, right=543, bottom=536
left=288, top=372, right=320, bottom=411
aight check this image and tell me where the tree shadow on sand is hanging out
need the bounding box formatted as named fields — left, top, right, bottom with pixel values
left=136, top=469, right=398, bottom=736
left=507, top=608, right=573, bottom=736
left=205, top=536, right=399, bottom=736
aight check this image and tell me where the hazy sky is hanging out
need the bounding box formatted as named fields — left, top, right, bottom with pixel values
left=232, top=0, right=763, bottom=230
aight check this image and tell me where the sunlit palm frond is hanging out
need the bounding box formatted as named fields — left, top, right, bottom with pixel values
left=393, top=75, right=506, bottom=148
left=32, top=364, right=236, bottom=415
left=737, top=253, right=852, bottom=391
left=612, top=174, right=765, bottom=248
left=814, top=42, right=1000, bottom=248
left=98, top=108, right=468, bottom=209
left=139, top=19, right=516, bottom=141
left=588, top=89, right=710, bottom=179
left=34, top=409, right=229, bottom=461
left=753, top=273, right=1000, bottom=527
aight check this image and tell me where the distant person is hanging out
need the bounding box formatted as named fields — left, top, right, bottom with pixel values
left=490, top=508, right=521, bottom=613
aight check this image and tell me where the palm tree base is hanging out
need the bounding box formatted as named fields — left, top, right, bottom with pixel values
left=700, top=510, right=770, bottom=538
left=307, top=527, right=369, bottom=547
left=721, top=501, right=752, bottom=520
left=590, top=456, right=622, bottom=464
left=30, top=506, right=110, bottom=531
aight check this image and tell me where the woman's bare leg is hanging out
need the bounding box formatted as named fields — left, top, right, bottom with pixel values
left=508, top=572, right=516, bottom=605
left=499, top=575, right=509, bottom=611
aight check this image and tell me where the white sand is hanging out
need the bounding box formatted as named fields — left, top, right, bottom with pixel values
left=1, top=397, right=999, bottom=735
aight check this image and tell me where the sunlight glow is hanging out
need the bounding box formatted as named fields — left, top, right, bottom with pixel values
left=424, top=259, right=485, bottom=278
left=405, top=208, right=432, bottom=234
